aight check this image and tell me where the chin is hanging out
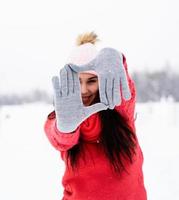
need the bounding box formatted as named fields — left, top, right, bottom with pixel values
left=83, top=102, right=92, bottom=107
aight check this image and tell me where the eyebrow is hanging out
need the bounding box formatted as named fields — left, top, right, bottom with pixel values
left=79, top=76, right=98, bottom=81
left=88, top=76, right=98, bottom=80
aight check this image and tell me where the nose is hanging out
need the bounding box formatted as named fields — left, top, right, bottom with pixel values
left=80, top=83, right=88, bottom=95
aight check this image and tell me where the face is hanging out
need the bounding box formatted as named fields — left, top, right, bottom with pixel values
left=79, top=72, right=99, bottom=106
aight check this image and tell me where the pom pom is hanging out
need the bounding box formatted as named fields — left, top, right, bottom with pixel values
left=76, top=31, right=99, bottom=46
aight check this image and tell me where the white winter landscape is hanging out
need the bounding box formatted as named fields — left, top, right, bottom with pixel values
left=0, top=101, right=179, bottom=200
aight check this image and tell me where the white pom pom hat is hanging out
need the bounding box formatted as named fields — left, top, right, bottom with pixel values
left=66, top=43, right=98, bottom=75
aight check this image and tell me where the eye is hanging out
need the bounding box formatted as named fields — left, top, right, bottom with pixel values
left=87, top=80, right=97, bottom=84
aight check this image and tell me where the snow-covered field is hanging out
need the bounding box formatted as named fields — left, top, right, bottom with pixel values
left=0, top=102, right=179, bottom=200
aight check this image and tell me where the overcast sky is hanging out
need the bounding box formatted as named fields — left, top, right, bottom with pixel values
left=0, top=0, right=179, bottom=94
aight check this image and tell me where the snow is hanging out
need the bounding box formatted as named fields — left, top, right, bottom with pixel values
left=0, top=102, right=179, bottom=199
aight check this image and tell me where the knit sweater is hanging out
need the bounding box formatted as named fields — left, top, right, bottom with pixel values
left=44, top=56, right=147, bottom=200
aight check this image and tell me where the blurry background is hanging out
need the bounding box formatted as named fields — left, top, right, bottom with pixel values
left=0, top=0, right=179, bottom=199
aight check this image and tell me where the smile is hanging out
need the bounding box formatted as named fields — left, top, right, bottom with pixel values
left=82, top=95, right=92, bottom=101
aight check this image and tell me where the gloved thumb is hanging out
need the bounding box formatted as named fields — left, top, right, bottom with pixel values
left=68, top=63, right=92, bottom=73
left=84, top=102, right=108, bottom=117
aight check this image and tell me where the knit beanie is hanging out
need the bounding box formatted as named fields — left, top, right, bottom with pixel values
left=66, top=32, right=99, bottom=75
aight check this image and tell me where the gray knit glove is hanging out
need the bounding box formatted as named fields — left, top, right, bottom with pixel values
left=68, top=48, right=131, bottom=109
left=52, top=65, right=108, bottom=133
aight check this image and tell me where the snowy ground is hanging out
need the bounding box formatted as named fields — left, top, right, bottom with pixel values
left=0, top=101, right=179, bottom=200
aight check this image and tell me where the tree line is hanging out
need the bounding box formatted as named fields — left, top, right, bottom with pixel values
left=0, top=69, right=179, bottom=105
left=132, top=69, right=179, bottom=102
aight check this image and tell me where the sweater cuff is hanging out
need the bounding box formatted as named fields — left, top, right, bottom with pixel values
left=53, top=120, right=81, bottom=146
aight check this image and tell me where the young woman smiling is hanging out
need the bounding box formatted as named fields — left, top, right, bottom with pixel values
left=44, top=32, right=147, bottom=200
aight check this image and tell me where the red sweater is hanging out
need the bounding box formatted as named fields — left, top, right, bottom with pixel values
left=44, top=56, right=147, bottom=200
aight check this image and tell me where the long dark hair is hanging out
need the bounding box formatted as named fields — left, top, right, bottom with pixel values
left=66, top=108, right=137, bottom=173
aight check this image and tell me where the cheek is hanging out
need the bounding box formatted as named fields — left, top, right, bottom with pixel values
left=90, top=84, right=99, bottom=95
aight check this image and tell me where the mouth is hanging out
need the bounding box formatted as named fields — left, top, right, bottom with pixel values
left=82, top=95, right=92, bottom=103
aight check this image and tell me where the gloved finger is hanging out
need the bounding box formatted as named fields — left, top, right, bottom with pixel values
left=113, top=77, right=121, bottom=106
left=106, top=73, right=115, bottom=109
left=84, top=102, right=108, bottom=117
left=72, top=69, right=81, bottom=95
left=120, top=69, right=131, bottom=100
left=65, top=64, right=74, bottom=94
left=98, top=75, right=108, bottom=105
left=52, top=76, right=62, bottom=97
left=60, top=68, right=68, bottom=96
left=118, top=52, right=124, bottom=71
left=68, top=63, right=93, bottom=73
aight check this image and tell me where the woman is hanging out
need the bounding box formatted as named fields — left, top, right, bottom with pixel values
left=44, top=32, right=147, bottom=200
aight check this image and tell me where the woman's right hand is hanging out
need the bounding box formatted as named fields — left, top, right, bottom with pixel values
left=52, top=65, right=108, bottom=133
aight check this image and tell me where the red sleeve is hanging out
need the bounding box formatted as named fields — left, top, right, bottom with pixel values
left=44, top=111, right=80, bottom=152
left=114, top=54, right=136, bottom=132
